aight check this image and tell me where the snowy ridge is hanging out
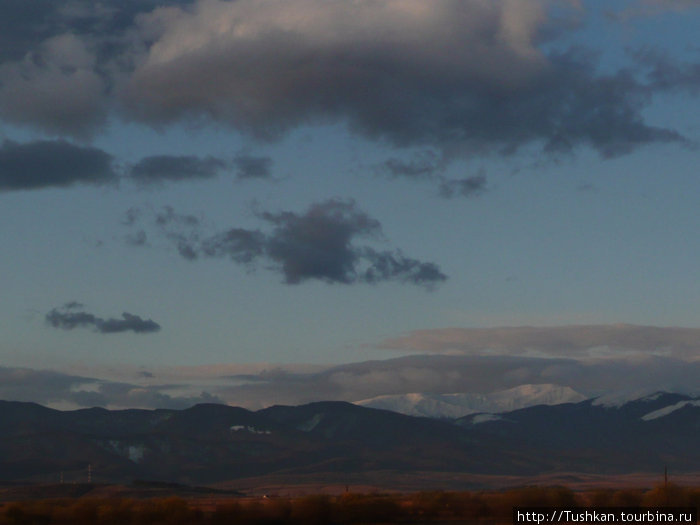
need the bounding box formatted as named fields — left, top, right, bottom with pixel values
left=592, top=390, right=665, bottom=408
left=354, top=384, right=586, bottom=419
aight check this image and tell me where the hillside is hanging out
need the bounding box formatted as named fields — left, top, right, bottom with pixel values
left=0, top=393, right=697, bottom=485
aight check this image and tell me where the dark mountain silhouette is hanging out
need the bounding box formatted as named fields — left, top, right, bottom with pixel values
left=457, top=392, right=700, bottom=473
left=0, top=393, right=697, bottom=484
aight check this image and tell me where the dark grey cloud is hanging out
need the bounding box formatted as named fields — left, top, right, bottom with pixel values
left=255, top=200, right=384, bottom=284
left=122, top=206, right=142, bottom=226
left=153, top=206, right=202, bottom=260
left=438, top=175, right=487, bottom=199
left=129, top=154, right=228, bottom=185
left=0, top=0, right=188, bottom=62
left=0, top=139, right=117, bottom=191
left=46, top=302, right=161, bottom=334
left=360, top=249, right=448, bottom=287
left=98, top=313, right=161, bottom=334
left=0, top=32, right=108, bottom=136
left=200, top=228, right=265, bottom=264
left=63, top=300, right=85, bottom=310
left=125, top=229, right=148, bottom=247
left=122, top=208, right=150, bottom=246
left=0, top=1, right=59, bottom=63
left=378, top=153, right=487, bottom=199
left=381, top=155, right=440, bottom=180
left=125, top=152, right=271, bottom=186
left=0, top=0, right=190, bottom=136
left=635, top=49, right=700, bottom=94
left=233, top=152, right=273, bottom=180
left=140, top=200, right=447, bottom=287
left=154, top=206, right=200, bottom=228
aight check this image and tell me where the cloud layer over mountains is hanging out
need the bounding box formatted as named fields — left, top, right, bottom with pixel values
left=7, top=323, right=700, bottom=410
left=380, top=324, right=700, bottom=360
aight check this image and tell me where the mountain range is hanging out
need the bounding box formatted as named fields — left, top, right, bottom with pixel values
left=0, top=391, right=697, bottom=486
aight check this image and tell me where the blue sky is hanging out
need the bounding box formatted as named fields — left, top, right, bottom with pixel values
left=1, top=0, right=699, bottom=409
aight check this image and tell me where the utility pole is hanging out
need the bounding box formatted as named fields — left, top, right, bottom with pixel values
left=88, top=463, right=92, bottom=484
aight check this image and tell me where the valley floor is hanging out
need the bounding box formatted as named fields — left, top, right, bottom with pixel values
left=0, top=477, right=698, bottom=525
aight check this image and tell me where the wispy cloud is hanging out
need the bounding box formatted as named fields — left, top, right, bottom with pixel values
left=233, top=152, right=273, bottom=180
left=0, top=139, right=117, bottom=191
left=377, top=152, right=487, bottom=198
left=438, top=175, right=487, bottom=199
left=129, top=154, right=228, bottom=185
left=379, top=324, right=700, bottom=360
left=46, top=302, right=161, bottom=334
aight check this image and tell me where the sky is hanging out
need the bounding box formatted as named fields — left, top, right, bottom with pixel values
left=1, top=0, right=699, bottom=410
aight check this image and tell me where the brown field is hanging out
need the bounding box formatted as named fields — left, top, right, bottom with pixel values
left=215, top=471, right=700, bottom=497
left=0, top=477, right=697, bottom=525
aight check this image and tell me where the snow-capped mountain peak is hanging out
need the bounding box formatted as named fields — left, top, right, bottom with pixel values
left=354, top=384, right=586, bottom=419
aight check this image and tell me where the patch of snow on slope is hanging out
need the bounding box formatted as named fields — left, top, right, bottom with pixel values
left=230, top=425, right=271, bottom=434
left=642, top=400, right=700, bottom=421
left=297, top=413, right=324, bottom=432
left=471, top=414, right=502, bottom=424
left=128, top=445, right=145, bottom=463
left=107, top=440, right=146, bottom=463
